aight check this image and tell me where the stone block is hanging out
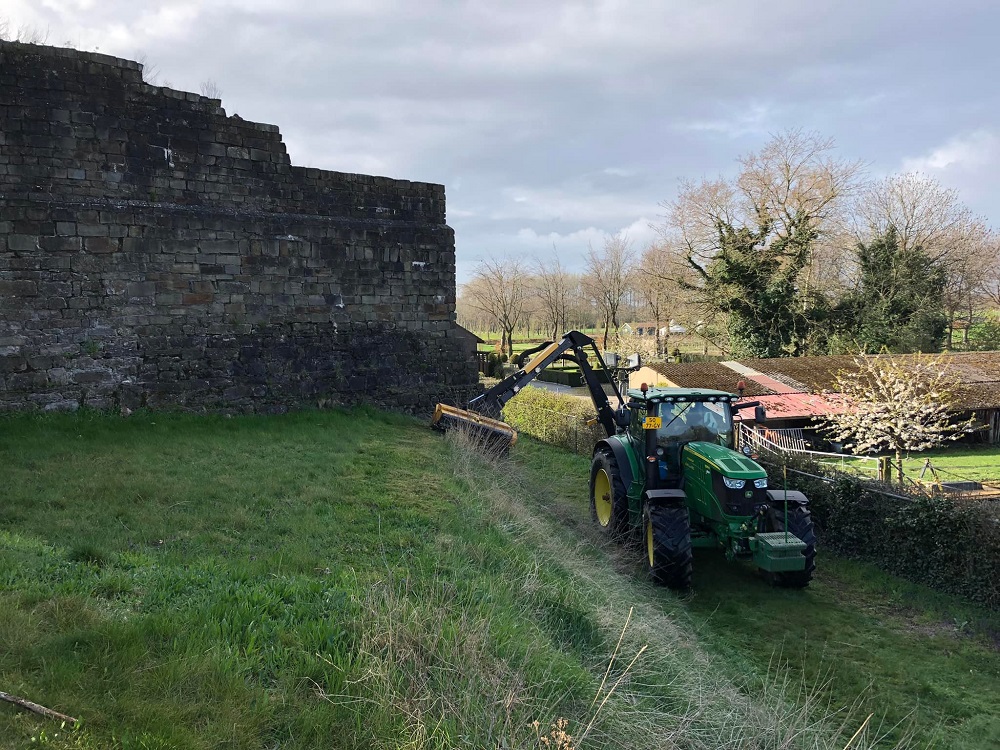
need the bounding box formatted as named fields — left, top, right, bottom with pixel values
left=39, top=235, right=82, bottom=252
left=84, top=237, right=118, bottom=254
left=0, top=280, right=38, bottom=296
left=7, top=234, right=39, bottom=252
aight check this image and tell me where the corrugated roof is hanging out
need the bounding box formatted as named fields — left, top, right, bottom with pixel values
left=739, top=351, right=1000, bottom=411
left=643, top=351, right=1000, bottom=413
left=756, top=392, right=849, bottom=419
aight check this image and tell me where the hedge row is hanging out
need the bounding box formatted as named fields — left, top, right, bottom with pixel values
left=766, top=455, right=1000, bottom=610
left=501, top=387, right=606, bottom=456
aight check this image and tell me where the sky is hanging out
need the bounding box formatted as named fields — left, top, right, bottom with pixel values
left=5, top=1, right=999, bottom=284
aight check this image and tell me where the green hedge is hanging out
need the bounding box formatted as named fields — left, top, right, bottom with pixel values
left=502, top=387, right=606, bottom=456
left=766, top=456, right=1000, bottom=610
left=535, top=367, right=610, bottom=387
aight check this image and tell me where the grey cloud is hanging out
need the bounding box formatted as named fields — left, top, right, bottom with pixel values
left=7, top=0, right=999, bottom=281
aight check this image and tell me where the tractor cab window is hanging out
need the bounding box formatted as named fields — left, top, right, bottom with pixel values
left=655, top=400, right=734, bottom=448
left=629, top=404, right=647, bottom=441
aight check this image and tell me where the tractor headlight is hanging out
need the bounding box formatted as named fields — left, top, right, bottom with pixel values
left=723, top=477, right=745, bottom=489
left=754, top=478, right=768, bottom=489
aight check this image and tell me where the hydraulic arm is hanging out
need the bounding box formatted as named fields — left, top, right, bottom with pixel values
left=431, top=330, right=630, bottom=448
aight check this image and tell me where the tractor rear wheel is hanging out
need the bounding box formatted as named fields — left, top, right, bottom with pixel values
left=762, top=505, right=817, bottom=588
left=590, top=450, right=628, bottom=539
left=644, top=503, right=693, bottom=589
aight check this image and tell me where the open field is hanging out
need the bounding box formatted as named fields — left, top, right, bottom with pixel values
left=811, top=444, right=1000, bottom=489
left=1, top=410, right=998, bottom=748
left=473, top=329, right=726, bottom=358
left=900, top=445, right=1000, bottom=485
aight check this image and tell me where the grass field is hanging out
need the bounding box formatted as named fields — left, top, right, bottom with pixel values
left=1, top=410, right=998, bottom=748
left=900, top=445, right=1000, bottom=484
left=473, top=329, right=726, bottom=358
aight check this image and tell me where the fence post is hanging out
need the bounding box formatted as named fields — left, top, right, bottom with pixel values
left=878, top=456, right=891, bottom=483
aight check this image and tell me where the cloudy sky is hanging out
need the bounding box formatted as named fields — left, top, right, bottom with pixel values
left=6, top=1, right=999, bottom=283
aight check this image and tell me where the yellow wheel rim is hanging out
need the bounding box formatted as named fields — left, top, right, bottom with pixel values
left=594, top=469, right=612, bottom=526
left=646, top=513, right=655, bottom=567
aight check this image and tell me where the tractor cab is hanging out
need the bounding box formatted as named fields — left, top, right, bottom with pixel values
left=627, top=387, right=741, bottom=486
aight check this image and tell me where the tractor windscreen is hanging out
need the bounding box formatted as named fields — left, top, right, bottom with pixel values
left=656, top=400, right=734, bottom=447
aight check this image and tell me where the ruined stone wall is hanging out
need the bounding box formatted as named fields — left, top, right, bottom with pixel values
left=0, top=41, right=479, bottom=412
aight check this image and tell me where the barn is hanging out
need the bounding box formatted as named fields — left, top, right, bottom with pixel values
left=630, top=351, right=1000, bottom=444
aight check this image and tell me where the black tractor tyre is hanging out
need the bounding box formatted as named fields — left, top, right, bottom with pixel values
left=644, top=504, right=693, bottom=590
left=589, top=450, right=628, bottom=539
left=762, top=505, right=817, bottom=588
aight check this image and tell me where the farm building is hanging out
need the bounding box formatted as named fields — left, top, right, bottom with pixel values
left=630, top=351, right=1000, bottom=444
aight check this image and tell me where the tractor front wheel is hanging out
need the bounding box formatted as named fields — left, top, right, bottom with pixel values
left=644, top=503, right=693, bottom=589
left=590, top=450, right=628, bottom=539
left=762, top=505, right=817, bottom=588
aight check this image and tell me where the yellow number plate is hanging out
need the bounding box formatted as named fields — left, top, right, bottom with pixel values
left=643, top=416, right=662, bottom=429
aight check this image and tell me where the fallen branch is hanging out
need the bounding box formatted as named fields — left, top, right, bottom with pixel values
left=0, top=691, right=77, bottom=724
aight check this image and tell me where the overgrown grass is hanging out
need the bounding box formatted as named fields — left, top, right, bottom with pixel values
left=0, top=409, right=997, bottom=748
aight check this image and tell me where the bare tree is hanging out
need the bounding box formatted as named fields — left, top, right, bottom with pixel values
left=854, top=172, right=996, bottom=342
left=982, top=237, right=1000, bottom=309
left=822, top=354, right=976, bottom=484
left=466, top=256, right=529, bottom=356
left=662, top=130, right=865, bottom=357
left=584, top=233, right=636, bottom=348
left=635, top=242, right=677, bottom=357
left=199, top=79, right=223, bottom=100
left=0, top=19, right=49, bottom=44
left=135, top=52, right=162, bottom=86
left=534, top=253, right=573, bottom=340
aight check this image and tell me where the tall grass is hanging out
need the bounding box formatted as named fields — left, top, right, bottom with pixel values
left=0, top=411, right=995, bottom=748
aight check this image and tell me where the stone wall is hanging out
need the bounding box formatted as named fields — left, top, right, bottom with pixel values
left=0, top=41, right=479, bottom=412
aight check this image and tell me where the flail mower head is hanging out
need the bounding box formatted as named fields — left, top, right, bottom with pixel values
left=431, top=403, right=518, bottom=454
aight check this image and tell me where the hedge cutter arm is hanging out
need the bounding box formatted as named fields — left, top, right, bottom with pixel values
left=431, top=330, right=638, bottom=451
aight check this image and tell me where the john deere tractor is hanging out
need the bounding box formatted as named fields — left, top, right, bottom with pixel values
left=592, top=384, right=815, bottom=589
left=432, top=331, right=815, bottom=589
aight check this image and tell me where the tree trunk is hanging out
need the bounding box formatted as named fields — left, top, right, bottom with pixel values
left=895, top=449, right=904, bottom=485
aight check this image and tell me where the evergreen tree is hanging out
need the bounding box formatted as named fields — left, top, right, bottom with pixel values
left=683, top=214, right=818, bottom=359
left=835, top=228, right=948, bottom=353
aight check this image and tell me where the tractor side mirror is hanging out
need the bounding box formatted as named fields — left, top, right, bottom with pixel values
left=754, top=405, right=767, bottom=423
left=614, top=406, right=632, bottom=428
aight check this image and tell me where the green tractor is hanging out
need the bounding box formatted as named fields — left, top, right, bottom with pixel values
left=591, top=385, right=815, bottom=589
left=432, top=330, right=815, bottom=589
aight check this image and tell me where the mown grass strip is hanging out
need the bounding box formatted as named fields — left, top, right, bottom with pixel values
left=0, top=409, right=997, bottom=749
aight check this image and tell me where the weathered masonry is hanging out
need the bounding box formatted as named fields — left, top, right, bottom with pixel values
left=0, top=41, right=479, bottom=412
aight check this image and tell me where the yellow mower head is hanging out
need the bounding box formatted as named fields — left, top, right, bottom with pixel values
left=431, top=403, right=518, bottom=453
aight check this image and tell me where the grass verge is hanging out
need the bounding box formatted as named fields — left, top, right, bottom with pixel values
left=0, top=409, right=996, bottom=748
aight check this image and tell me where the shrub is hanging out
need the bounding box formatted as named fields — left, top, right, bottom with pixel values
left=535, top=368, right=610, bottom=387
left=502, top=388, right=605, bottom=456
left=485, top=353, right=504, bottom=379
left=765, top=454, right=1000, bottom=609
